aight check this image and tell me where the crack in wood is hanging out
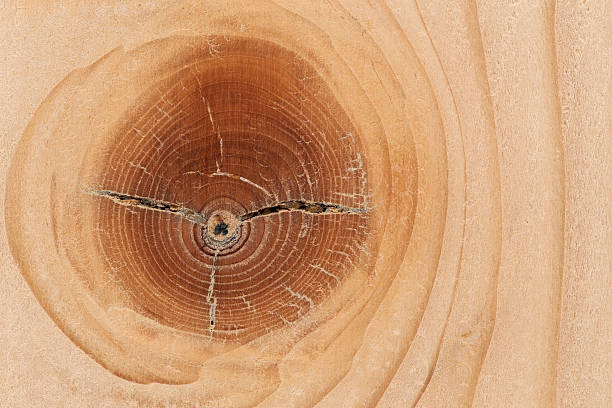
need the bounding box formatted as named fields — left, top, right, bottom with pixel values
left=207, top=250, right=219, bottom=336
left=84, top=188, right=208, bottom=226
left=239, top=200, right=370, bottom=221
left=84, top=188, right=370, bottom=226
left=206, top=251, right=219, bottom=303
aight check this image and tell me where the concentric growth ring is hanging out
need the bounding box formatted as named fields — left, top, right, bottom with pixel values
left=80, top=37, right=372, bottom=341
left=6, top=25, right=415, bottom=390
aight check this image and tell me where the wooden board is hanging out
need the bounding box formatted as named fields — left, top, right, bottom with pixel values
left=1, top=1, right=610, bottom=407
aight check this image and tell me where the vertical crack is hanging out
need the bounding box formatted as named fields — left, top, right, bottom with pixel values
left=205, top=97, right=223, bottom=172
left=206, top=250, right=219, bottom=303
left=207, top=250, right=219, bottom=336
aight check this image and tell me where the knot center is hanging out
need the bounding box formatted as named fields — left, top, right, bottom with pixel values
left=203, top=210, right=241, bottom=250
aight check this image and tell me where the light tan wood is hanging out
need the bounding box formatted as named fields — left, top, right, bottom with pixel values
left=1, top=1, right=609, bottom=407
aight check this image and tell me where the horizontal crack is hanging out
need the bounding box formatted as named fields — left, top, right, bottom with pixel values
left=84, top=189, right=208, bottom=226
left=240, top=200, right=369, bottom=222
left=83, top=188, right=369, bottom=226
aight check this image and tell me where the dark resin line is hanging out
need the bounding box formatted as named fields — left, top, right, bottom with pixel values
left=84, top=188, right=208, bottom=226
left=240, top=200, right=369, bottom=221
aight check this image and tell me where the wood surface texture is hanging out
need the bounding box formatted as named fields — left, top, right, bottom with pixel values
left=1, top=1, right=610, bottom=407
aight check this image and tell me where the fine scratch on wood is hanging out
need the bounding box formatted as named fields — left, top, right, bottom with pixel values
left=209, top=171, right=272, bottom=197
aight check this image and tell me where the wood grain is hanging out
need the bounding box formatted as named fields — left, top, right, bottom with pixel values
left=1, top=1, right=609, bottom=407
